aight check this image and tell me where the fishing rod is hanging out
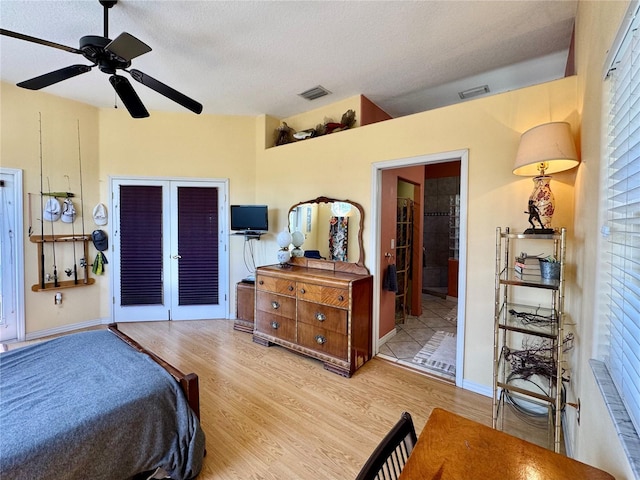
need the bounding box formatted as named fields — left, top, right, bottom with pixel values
left=47, top=177, right=59, bottom=288
left=28, top=193, right=33, bottom=237
left=38, top=113, right=45, bottom=289
left=77, top=120, right=88, bottom=284
left=65, top=174, right=78, bottom=285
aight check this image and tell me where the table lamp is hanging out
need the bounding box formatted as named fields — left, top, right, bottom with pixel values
left=276, top=229, right=293, bottom=266
left=513, top=122, right=579, bottom=233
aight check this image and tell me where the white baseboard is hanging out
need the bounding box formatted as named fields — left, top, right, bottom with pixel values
left=377, top=327, right=397, bottom=348
left=25, top=318, right=107, bottom=341
left=461, top=379, right=492, bottom=398
left=562, top=410, right=573, bottom=457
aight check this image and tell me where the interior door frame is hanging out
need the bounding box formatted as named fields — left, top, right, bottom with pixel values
left=109, top=175, right=230, bottom=322
left=371, top=150, right=468, bottom=388
left=0, top=168, right=25, bottom=342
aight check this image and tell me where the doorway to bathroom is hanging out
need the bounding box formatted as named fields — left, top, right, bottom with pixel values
left=373, top=151, right=467, bottom=386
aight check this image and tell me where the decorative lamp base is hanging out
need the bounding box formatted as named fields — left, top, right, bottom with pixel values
left=530, top=175, right=555, bottom=228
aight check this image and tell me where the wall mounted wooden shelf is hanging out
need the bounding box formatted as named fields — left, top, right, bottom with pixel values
left=30, top=234, right=94, bottom=291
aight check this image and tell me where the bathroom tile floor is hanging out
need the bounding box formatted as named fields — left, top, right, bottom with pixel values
left=377, top=293, right=458, bottom=381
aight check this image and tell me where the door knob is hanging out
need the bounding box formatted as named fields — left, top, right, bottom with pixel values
left=172, top=254, right=182, bottom=259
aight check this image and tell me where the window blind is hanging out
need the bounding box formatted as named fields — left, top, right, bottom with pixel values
left=603, top=11, right=640, bottom=434
left=177, top=186, right=219, bottom=306
left=119, top=185, right=164, bottom=306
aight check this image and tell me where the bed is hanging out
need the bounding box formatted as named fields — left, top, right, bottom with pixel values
left=0, top=324, right=205, bottom=480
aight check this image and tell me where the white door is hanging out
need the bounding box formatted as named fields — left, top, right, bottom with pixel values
left=0, top=169, right=25, bottom=342
left=111, top=178, right=228, bottom=322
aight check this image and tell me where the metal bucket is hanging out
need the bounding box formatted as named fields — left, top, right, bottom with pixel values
left=539, top=260, right=560, bottom=280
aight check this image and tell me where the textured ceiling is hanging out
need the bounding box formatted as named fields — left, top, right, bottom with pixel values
left=0, top=0, right=578, bottom=119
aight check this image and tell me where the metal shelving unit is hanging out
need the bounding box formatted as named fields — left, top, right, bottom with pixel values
left=395, top=197, right=414, bottom=324
left=492, top=227, right=567, bottom=453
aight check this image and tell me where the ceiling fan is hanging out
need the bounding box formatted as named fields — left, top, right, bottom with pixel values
left=0, top=0, right=203, bottom=118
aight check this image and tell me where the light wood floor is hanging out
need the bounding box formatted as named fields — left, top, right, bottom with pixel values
left=114, top=319, right=494, bottom=480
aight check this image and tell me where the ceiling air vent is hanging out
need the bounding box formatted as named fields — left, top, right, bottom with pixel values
left=299, top=85, right=331, bottom=101
left=458, top=85, right=490, bottom=100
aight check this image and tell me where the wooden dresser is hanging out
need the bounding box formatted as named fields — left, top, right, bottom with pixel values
left=252, top=263, right=373, bottom=377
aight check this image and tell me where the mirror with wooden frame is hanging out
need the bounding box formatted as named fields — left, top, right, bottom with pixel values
left=287, top=196, right=368, bottom=275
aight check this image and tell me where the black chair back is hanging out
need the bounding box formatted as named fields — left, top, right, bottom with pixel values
left=355, top=412, right=417, bottom=480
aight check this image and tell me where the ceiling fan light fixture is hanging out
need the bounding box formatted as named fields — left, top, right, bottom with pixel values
left=298, top=85, right=331, bottom=101
left=458, top=84, right=490, bottom=99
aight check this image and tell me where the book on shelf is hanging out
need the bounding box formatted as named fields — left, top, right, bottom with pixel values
left=515, top=255, right=543, bottom=264
left=515, top=255, right=543, bottom=274
left=514, top=262, right=541, bottom=274
left=513, top=269, right=542, bottom=280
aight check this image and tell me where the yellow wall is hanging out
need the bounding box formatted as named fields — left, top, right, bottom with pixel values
left=571, top=1, right=634, bottom=478
left=256, top=76, right=578, bottom=390
left=97, top=108, right=258, bottom=320
left=1, top=83, right=258, bottom=329
left=1, top=83, right=101, bottom=332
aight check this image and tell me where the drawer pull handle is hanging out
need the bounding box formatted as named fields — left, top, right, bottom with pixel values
left=258, top=280, right=264, bottom=285
left=338, top=295, right=345, bottom=302
left=315, top=335, right=327, bottom=345
left=271, top=321, right=280, bottom=330
left=300, top=288, right=306, bottom=294
left=315, top=312, right=326, bottom=322
left=288, top=285, right=294, bottom=291
left=271, top=301, right=280, bottom=310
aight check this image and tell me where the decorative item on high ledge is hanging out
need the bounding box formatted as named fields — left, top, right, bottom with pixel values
left=513, top=122, right=580, bottom=234
left=275, top=122, right=296, bottom=146
left=273, top=109, right=357, bottom=146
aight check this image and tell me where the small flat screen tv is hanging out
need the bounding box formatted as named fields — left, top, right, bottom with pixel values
left=230, top=205, right=269, bottom=232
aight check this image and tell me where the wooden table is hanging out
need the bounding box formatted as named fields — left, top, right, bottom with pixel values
left=398, top=408, right=615, bottom=480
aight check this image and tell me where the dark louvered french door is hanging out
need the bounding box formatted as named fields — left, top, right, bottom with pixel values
left=112, top=179, right=228, bottom=322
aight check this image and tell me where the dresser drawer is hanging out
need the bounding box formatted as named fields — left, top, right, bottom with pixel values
left=255, top=312, right=296, bottom=343
left=256, top=292, right=296, bottom=319
left=297, top=282, right=349, bottom=308
left=256, top=275, right=296, bottom=296
left=297, top=300, right=347, bottom=335
left=298, top=323, right=348, bottom=359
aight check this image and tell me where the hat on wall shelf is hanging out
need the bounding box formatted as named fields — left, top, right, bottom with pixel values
left=93, top=203, right=108, bottom=226
left=43, top=198, right=61, bottom=222
left=513, top=122, right=580, bottom=234
left=61, top=198, right=76, bottom=223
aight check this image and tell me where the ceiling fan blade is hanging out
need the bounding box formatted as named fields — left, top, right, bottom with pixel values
left=106, top=32, right=151, bottom=61
left=0, top=28, right=82, bottom=54
left=129, top=69, right=203, bottom=114
left=17, top=65, right=93, bottom=90
left=109, top=75, right=149, bottom=118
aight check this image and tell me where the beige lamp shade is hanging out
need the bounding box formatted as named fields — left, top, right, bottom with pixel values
left=513, top=122, right=579, bottom=176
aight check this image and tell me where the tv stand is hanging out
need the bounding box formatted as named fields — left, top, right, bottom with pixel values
left=232, top=231, right=264, bottom=240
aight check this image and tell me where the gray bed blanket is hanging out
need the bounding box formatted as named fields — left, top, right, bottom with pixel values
left=0, top=330, right=205, bottom=480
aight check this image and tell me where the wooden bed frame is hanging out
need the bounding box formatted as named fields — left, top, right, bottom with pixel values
left=107, top=323, right=200, bottom=420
